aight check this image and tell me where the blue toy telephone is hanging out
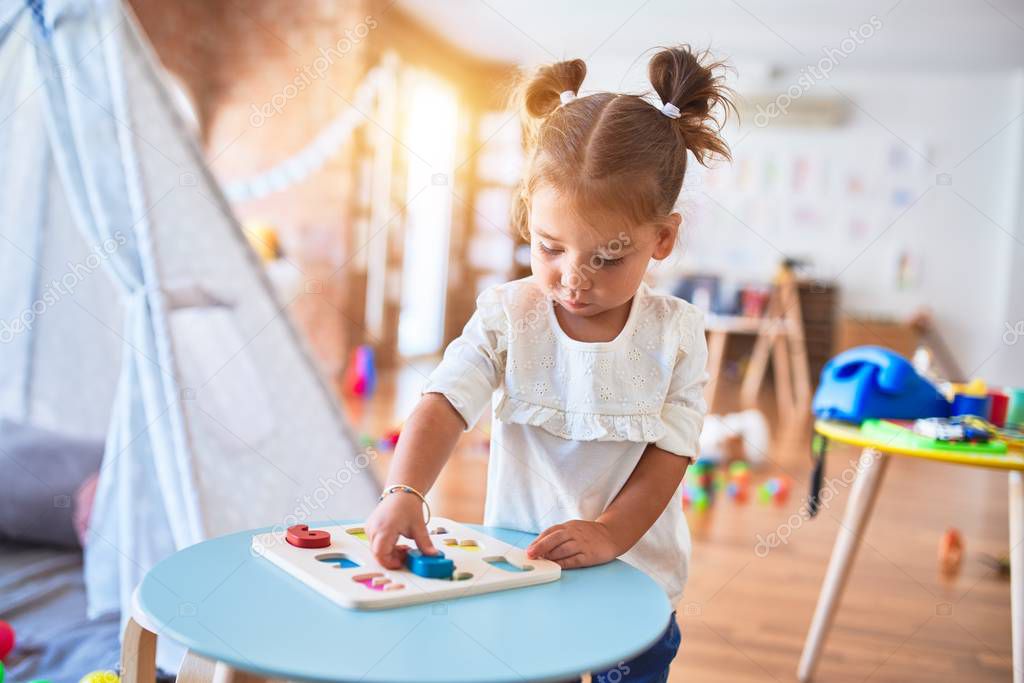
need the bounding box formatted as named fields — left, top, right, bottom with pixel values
left=808, top=346, right=952, bottom=518
left=812, top=346, right=951, bottom=422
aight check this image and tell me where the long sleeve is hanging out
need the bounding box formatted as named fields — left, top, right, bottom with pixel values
left=654, top=309, right=709, bottom=459
left=421, top=289, right=507, bottom=431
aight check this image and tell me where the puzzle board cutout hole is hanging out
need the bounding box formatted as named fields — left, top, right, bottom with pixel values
left=351, top=572, right=405, bottom=591
left=483, top=556, right=534, bottom=573
left=315, top=552, right=359, bottom=569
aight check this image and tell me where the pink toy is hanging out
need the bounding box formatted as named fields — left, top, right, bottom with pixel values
left=0, top=619, right=14, bottom=661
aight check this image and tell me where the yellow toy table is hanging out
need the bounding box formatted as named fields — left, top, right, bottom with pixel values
left=799, top=419, right=1024, bottom=683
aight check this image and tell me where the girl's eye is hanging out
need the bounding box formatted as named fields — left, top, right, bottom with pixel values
left=596, top=256, right=624, bottom=267
left=539, top=243, right=562, bottom=255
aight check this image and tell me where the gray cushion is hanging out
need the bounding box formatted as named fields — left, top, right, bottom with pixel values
left=0, top=420, right=104, bottom=548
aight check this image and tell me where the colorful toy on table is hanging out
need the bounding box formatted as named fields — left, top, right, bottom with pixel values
left=813, top=346, right=951, bottom=422
left=0, top=620, right=12, bottom=663
left=916, top=415, right=1024, bottom=450
left=988, top=390, right=1010, bottom=427
left=344, top=344, right=377, bottom=397
left=861, top=419, right=1008, bottom=454
left=949, top=379, right=991, bottom=420
left=810, top=346, right=952, bottom=517
left=1006, top=388, right=1024, bottom=429
left=254, top=518, right=559, bottom=609
left=914, top=416, right=991, bottom=443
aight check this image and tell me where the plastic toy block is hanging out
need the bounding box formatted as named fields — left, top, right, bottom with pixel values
left=405, top=549, right=455, bottom=579
left=286, top=524, right=331, bottom=549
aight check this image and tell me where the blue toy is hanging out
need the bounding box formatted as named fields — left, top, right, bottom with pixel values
left=405, top=549, right=454, bottom=579
left=813, top=346, right=951, bottom=422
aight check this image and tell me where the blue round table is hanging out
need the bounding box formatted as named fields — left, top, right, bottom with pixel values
left=131, top=522, right=672, bottom=683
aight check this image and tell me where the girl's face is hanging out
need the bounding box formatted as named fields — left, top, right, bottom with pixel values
left=529, top=184, right=680, bottom=319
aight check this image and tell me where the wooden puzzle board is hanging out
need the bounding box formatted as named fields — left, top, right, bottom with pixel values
left=251, top=517, right=561, bottom=610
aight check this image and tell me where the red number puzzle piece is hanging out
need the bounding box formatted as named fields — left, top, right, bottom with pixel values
left=286, top=524, right=331, bottom=549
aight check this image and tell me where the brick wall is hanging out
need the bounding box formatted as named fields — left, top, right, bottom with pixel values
left=129, top=0, right=377, bottom=376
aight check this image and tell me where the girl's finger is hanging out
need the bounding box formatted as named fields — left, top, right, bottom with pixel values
left=547, top=540, right=581, bottom=561
left=555, top=553, right=587, bottom=569
left=527, top=529, right=570, bottom=558
left=371, top=528, right=402, bottom=569
left=410, top=523, right=439, bottom=555
left=528, top=525, right=559, bottom=547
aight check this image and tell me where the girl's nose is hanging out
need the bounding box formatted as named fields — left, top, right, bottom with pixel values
left=560, top=263, right=591, bottom=292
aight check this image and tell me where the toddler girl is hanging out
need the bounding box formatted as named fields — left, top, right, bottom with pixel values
left=366, top=45, right=733, bottom=682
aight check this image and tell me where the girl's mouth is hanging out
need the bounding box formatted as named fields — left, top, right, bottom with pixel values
left=560, top=298, right=590, bottom=311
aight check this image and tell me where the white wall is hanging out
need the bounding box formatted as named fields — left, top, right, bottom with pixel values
left=588, top=57, right=1024, bottom=385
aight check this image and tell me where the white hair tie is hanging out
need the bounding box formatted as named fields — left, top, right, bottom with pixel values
left=660, top=102, right=682, bottom=119
left=559, top=90, right=577, bottom=106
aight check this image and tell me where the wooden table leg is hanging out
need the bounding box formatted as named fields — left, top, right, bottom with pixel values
left=704, top=329, right=727, bottom=413
left=178, top=650, right=218, bottom=683
left=121, top=618, right=157, bottom=683
left=798, top=449, right=890, bottom=682
left=1010, top=471, right=1023, bottom=683
left=212, top=662, right=268, bottom=683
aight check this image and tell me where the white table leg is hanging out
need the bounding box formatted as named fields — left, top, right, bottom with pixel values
left=1010, top=471, right=1023, bottom=683
left=798, top=449, right=890, bottom=682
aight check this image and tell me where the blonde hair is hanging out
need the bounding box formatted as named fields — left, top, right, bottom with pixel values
left=511, top=46, right=735, bottom=238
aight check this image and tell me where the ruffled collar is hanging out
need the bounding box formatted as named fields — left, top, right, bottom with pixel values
left=493, top=280, right=697, bottom=444
left=545, top=282, right=648, bottom=351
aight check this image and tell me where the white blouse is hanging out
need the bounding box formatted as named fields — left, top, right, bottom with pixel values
left=423, top=277, right=708, bottom=604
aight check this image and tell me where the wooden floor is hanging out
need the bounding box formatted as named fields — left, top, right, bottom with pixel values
left=340, top=363, right=1015, bottom=683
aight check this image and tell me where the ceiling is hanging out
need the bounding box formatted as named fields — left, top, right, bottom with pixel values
left=394, top=0, right=1024, bottom=78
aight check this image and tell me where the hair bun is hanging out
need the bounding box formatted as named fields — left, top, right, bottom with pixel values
left=521, top=58, right=587, bottom=119
left=648, top=46, right=734, bottom=164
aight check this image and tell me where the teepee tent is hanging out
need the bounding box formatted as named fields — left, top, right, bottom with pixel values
left=0, top=0, right=380, bottom=626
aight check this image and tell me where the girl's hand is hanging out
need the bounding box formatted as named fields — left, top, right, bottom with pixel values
left=525, top=520, right=619, bottom=569
left=365, top=491, right=440, bottom=569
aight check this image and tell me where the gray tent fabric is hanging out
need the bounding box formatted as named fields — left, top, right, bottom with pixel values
left=0, top=0, right=380, bottom=645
